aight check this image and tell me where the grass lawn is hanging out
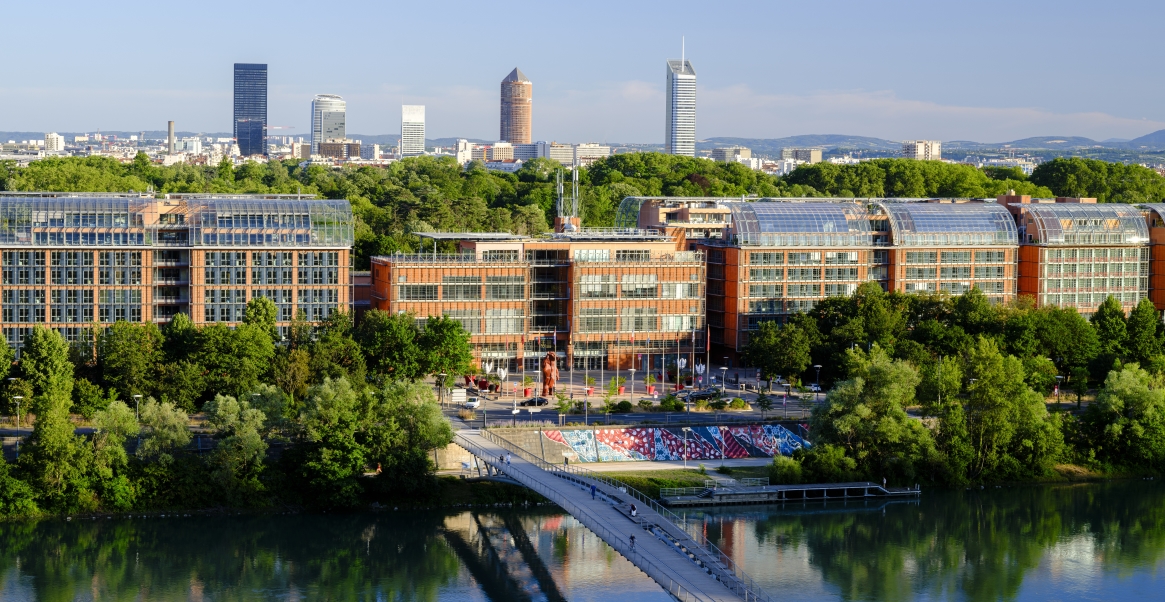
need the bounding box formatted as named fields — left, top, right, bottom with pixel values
left=602, top=462, right=775, bottom=498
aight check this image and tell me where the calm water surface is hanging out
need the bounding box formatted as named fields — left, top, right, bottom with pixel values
left=0, top=481, right=1162, bottom=601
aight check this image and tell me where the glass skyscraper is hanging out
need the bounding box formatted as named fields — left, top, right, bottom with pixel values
left=233, top=63, right=268, bottom=156
left=665, top=59, right=696, bottom=156
left=311, top=94, right=346, bottom=155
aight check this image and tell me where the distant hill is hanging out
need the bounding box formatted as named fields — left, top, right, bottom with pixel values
left=1126, top=129, right=1165, bottom=148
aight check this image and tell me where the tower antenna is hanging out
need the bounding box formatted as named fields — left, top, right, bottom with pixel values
left=682, top=36, right=685, bottom=66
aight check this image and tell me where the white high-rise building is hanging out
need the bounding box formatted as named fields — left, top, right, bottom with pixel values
left=665, top=58, right=696, bottom=156
left=902, top=140, right=941, bottom=161
left=455, top=139, right=475, bottom=165
left=311, top=94, right=346, bottom=155
left=401, top=105, right=426, bottom=157
left=44, top=132, right=66, bottom=152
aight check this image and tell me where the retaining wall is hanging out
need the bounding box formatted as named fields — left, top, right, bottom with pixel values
left=489, top=424, right=808, bottom=463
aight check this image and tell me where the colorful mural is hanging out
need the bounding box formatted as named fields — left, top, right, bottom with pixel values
left=542, top=425, right=808, bottom=463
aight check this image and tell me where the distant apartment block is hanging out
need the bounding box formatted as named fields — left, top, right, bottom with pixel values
left=712, top=147, right=751, bottom=162
left=318, top=141, right=361, bottom=160
left=902, top=140, right=941, bottom=161
left=780, top=148, right=822, bottom=164
left=500, top=68, right=532, bottom=144
left=401, top=105, right=426, bottom=157
left=311, top=94, right=346, bottom=155
left=233, top=63, right=268, bottom=156
left=488, top=142, right=514, bottom=162
left=665, top=59, right=697, bottom=156
left=44, top=133, right=66, bottom=152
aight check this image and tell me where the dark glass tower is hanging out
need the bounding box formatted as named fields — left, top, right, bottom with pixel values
left=233, top=63, right=267, bottom=156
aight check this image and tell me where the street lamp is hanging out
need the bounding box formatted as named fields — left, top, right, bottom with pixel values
left=12, top=395, right=23, bottom=430
left=628, top=368, right=636, bottom=407
left=813, top=365, right=823, bottom=402
left=677, top=357, right=687, bottom=392
left=133, top=394, right=142, bottom=422
left=1054, top=375, right=1064, bottom=409
left=682, top=426, right=692, bottom=468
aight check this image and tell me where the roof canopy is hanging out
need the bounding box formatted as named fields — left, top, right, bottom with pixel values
left=727, top=202, right=873, bottom=247
left=880, top=202, right=1017, bottom=247
left=1022, top=203, right=1148, bottom=246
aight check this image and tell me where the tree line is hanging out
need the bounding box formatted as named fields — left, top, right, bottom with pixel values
left=748, top=284, right=1165, bottom=486
left=0, top=301, right=476, bottom=517
left=2, top=154, right=1161, bottom=269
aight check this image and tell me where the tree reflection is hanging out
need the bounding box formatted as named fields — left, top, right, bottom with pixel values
left=735, top=482, right=1165, bottom=602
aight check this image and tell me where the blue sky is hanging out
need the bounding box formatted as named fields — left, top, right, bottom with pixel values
left=3, top=0, right=1162, bottom=143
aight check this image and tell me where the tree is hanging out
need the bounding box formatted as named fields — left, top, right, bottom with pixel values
left=99, top=320, right=164, bottom=400
left=355, top=310, right=424, bottom=380
left=755, top=391, right=773, bottom=420
left=155, top=360, right=206, bottom=412
left=137, top=397, right=191, bottom=460
left=1079, top=363, right=1165, bottom=470
left=417, top=316, right=474, bottom=380
left=808, top=346, right=936, bottom=483
left=742, top=321, right=811, bottom=382
left=17, top=327, right=92, bottom=511
left=273, top=348, right=311, bottom=403
left=1125, top=297, right=1161, bottom=365
left=243, top=296, right=280, bottom=342
left=1090, top=296, right=1128, bottom=374
left=361, top=381, right=453, bottom=492
left=0, top=336, right=13, bottom=383
left=194, top=323, right=275, bottom=399
left=72, top=377, right=114, bottom=419
left=297, top=378, right=366, bottom=508
left=203, top=394, right=269, bottom=502
left=90, top=400, right=139, bottom=510
left=0, top=455, right=37, bottom=517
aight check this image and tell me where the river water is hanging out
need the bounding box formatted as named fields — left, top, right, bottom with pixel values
left=0, top=481, right=1162, bottom=601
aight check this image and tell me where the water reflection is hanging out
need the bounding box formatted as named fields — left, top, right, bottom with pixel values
left=0, top=509, right=669, bottom=602
left=687, top=480, right=1165, bottom=601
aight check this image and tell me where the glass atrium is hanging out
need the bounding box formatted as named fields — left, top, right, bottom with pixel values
left=878, top=202, right=1017, bottom=246
left=1021, top=203, right=1149, bottom=246
left=725, top=202, right=874, bottom=247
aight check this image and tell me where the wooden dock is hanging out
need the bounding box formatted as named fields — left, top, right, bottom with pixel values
left=661, top=481, right=921, bottom=507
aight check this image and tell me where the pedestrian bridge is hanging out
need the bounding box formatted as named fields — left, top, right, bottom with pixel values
left=455, top=429, right=776, bottom=602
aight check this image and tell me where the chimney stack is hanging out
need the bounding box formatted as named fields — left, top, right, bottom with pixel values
left=167, top=121, right=175, bottom=154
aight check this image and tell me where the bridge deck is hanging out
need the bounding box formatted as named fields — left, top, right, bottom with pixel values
left=456, top=430, right=774, bottom=602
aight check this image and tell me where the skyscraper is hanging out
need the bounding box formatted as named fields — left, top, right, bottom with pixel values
left=665, top=58, right=696, bottom=156
left=401, top=105, right=425, bottom=156
left=311, top=94, right=346, bottom=155
left=500, top=68, right=532, bottom=144
left=233, top=63, right=268, bottom=156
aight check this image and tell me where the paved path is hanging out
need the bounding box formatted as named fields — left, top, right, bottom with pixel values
left=455, top=429, right=776, bottom=602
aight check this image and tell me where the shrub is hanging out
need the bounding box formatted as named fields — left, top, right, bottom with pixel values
left=709, top=399, right=728, bottom=411
left=457, top=409, right=477, bottom=421
left=769, top=455, right=803, bottom=484
left=694, top=399, right=709, bottom=411
left=637, top=399, right=654, bottom=411
left=716, top=464, right=733, bottom=475
left=728, top=398, right=748, bottom=410
left=800, top=445, right=858, bottom=482
left=616, top=400, right=632, bottom=413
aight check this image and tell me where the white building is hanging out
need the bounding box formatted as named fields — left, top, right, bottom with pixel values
left=311, top=94, right=346, bottom=155
left=982, top=157, right=1037, bottom=176
left=665, top=58, right=696, bottom=156
left=455, top=139, right=475, bottom=165
left=360, top=144, right=381, bottom=160
left=401, top=105, right=426, bottom=157
left=44, top=133, right=66, bottom=152
left=902, top=140, right=941, bottom=161
left=176, top=137, right=202, bottom=154
left=484, top=159, right=523, bottom=172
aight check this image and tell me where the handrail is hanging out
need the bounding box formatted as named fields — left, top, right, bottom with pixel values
left=454, top=433, right=713, bottom=602
left=476, top=429, right=777, bottom=602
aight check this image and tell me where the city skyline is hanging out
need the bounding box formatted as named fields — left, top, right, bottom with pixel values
left=3, top=2, right=1165, bottom=143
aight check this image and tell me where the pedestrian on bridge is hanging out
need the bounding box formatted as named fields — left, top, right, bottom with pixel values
left=591, top=484, right=597, bottom=500
left=630, top=504, right=638, bottom=518
left=506, top=453, right=512, bottom=466
left=629, top=535, right=636, bottom=551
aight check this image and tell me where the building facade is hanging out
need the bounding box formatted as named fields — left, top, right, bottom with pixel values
left=401, top=105, right=426, bottom=156
left=311, top=94, right=346, bottom=155
left=780, top=148, right=822, bottom=164
left=712, top=147, right=751, bottom=162
left=44, top=133, right=65, bottom=152
left=318, top=141, right=361, bottom=160
left=0, top=193, right=353, bottom=354
left=233, top=63, right=268, bottom=157
left=902, top=140, right=941, bottom=161
left=665, top=59, right=696, bottom=156
left=500, top=68, right=532, bottom=144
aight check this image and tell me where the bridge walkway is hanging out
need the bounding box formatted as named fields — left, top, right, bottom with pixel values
left=455, top=429, right=776, bottom=602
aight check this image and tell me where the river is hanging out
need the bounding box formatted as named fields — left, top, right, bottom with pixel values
left=0, top=480, right=1162, bottom=601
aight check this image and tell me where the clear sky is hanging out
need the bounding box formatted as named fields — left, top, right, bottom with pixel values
left=3, top=0, right=1162, bottom=143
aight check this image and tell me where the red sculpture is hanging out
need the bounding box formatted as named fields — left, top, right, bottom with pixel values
left=541, top=351, right=559, bottom=396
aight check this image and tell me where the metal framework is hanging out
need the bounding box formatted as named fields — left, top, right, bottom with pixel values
left=878, top=201, right=1016, bottom=246
left=1022, top=203, right=1149, bottom=246
left=725, top=202, right=874, bottom=247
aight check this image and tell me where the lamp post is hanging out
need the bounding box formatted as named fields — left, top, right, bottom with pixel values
left=133, top=394, right=142, bottom=423
left=813, top=364, right=823, bottom=403
left=682, top=426, right=692, bottom=468
left=723, top=356, right=730, bottom=395
left=628, top=368, right=636, bottom=407
left=677, top=357, right=687, bottom=393
left=1054, top=375, right=1064, bottom=410
left=12, top=395, right=23, bottom=431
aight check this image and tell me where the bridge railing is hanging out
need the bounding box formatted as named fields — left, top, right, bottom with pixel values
left=479, top=429, right=777, bottom=602
left=455, top=433, right=716, bottom=602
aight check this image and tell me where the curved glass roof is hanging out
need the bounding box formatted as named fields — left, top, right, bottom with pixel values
left=879, top=202, right=1016, bottom=247
left=727, top=202, right=873, bottom=247
left=1022, top=203, right=1147, bottom=246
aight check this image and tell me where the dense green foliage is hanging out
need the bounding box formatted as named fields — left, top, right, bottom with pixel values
left=5, top=153, right=1160, bottom=270
left=752, top=284, right=1165, bottom=486
left=0, top=302, right=472, bottom=516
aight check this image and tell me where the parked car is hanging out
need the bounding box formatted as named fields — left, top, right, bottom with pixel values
left=677, top=388, right=719, bottom=402
left=809, top=383, right=821, bottom=392
left=518, top=397, right=549, bottom=407
left=464, top=397, right=481, bottom=409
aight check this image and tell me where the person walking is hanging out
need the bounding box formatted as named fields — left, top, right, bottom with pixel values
left=506, top=453, right=512, bottom=466
left=591, top=484, right=597, bottom=500
left=629, top=535, right=636, bottom=551
left=882, top=477, right=887, bottom=489
left=630, top=504, right=638, bottom=518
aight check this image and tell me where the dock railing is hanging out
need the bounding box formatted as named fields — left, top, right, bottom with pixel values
left=480, top=429, right=777, bottom=602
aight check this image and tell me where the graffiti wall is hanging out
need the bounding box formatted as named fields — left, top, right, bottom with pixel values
left=541, top=425, right=808, bottom=463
